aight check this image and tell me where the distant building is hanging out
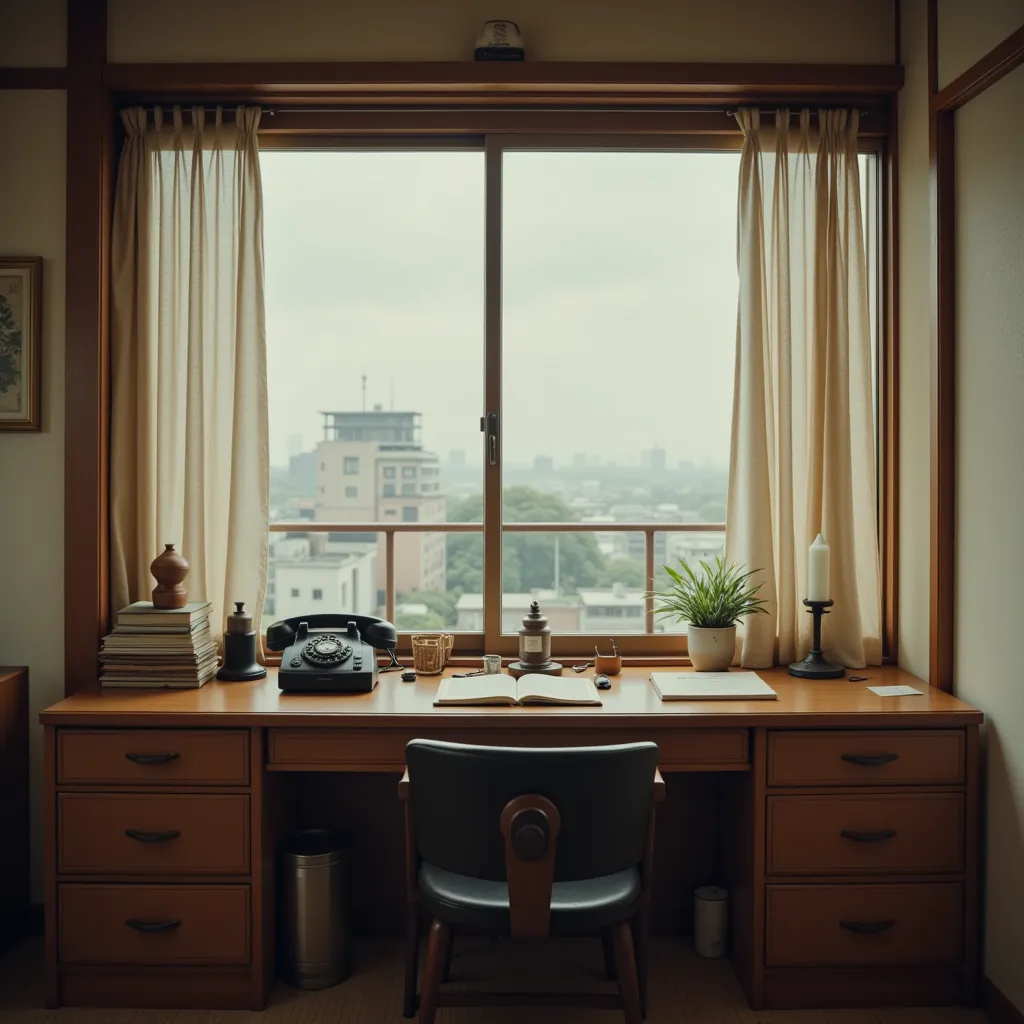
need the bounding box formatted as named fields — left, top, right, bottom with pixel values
left=269, top=543, right=377, bottom=622
left=287, top=433, right=304, bottom=459
left=665, top=532, right=726, bottom=568
left=578, top=584, right=648, bottom=634
left=641, top=446, right=667, bottom=471
left=533, top=454, right=554, bottom=474
left=454, top=592, right=581, bottom=634
left=288, top=450, right=316, bottom=495
left=315, top=407, right=446, bottom=595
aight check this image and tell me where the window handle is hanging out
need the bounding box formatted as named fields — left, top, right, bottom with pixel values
left=483, top=411, right=499, bottom=466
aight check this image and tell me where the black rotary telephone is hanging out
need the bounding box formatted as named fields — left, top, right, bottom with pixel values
left=266, top=613, right=399, bottom=694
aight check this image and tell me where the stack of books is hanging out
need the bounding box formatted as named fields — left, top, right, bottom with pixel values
left=100, top=601, right=218, bottom=688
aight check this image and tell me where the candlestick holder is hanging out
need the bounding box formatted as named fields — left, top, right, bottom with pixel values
left=788, top=599, right=846, bottom=679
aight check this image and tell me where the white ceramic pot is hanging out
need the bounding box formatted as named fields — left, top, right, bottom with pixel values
left=687, top=625, right=736, bottom=671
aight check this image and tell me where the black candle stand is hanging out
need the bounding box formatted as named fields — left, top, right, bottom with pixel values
left=788, top=599, right=846, bottom=679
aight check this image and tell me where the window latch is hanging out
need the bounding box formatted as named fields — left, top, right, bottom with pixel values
left=482, top=411, right=499, bottom=466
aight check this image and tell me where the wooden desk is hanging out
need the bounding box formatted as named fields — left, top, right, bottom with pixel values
left=40, top=666, right=983, bottom=1012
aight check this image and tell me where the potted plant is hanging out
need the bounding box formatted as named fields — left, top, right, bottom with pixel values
left=649, top=556, right=768, bottom=671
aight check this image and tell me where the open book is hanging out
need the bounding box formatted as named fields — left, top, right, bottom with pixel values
left=434, top=673, right=602, bottom=707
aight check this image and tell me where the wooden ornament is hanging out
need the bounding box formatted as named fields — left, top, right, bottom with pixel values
left=150, top=543, right=189, bottom=609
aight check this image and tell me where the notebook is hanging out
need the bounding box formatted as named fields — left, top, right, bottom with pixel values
left=650, top=671, right=778, bottom=701
left=434, top=673, right=602, bottom=707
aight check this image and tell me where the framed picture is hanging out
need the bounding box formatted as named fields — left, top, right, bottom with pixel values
left=0, top=257, right=42, bottom=431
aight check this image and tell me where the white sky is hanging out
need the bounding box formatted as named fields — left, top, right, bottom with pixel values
left=262, top=148, right=740, bottom=470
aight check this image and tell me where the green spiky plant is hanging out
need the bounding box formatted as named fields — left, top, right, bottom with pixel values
left=648, top=556, right=768, bottom=629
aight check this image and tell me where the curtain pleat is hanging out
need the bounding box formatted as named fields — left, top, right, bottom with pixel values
left=110, top=105, right=269, bottom=640
left=727, top=108, right=881, bottom=668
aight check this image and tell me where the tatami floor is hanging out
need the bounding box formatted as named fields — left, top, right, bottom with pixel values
left=0, top=936, right=990, bottom=1024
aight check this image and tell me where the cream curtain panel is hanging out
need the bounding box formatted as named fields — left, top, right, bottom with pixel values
left=110, top=106, right=269, bottom=638
left=727, top=109, right=881, bottom=669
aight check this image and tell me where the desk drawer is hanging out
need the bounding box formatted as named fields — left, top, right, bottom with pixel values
left=766, top=883, right=963, bottom=967
left=58, top=794, right=249, bottom=876
left=767, top=730, right=964, bottom=787
left=767, top=793, right=964, bottom=875
left=59, top=884, right=249, bottom=965
left=58, top=729, right=249, bottom=786
left=268, top=726, right=748, bottom=771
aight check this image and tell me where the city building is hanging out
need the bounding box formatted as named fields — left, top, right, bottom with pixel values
left=287, top=449, right=316, bottom=496
left=454, top=591, right=581, bottom=633
left=314, top=407, right=446, bottom=596
left=665, top=532, right=726, bottom=568
left=641, top=446, right=667, bottom=471
left=269, top=543, right=377, bottom=622
left=578, top=584, right=648, bottom=634
left=533, top=454, right=554, bottom=474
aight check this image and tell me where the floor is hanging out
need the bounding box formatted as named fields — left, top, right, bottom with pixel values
left=0, top=936, right=990, bottom=1024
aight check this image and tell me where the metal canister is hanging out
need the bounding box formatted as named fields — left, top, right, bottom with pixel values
left=279, top=829, right=351, bottom=989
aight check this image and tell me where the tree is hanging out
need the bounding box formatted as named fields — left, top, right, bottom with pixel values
left=597, top=557, right=647, bottom=589
left=446, top=487, right=606, bottom=594
left=0, top=295, right=22, bottom=397
left=397, top=590, right=458, bottom=627
left=394, top=610, right=447, bottom=631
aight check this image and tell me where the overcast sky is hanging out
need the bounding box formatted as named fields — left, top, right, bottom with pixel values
left=262, top=148, right=740, bottom=471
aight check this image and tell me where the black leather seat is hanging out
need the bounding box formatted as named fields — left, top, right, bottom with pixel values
left=399, top=738, right=663, bottom=1024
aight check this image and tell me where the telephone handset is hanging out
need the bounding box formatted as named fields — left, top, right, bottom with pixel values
left=267, top=613, right=399, bottom=693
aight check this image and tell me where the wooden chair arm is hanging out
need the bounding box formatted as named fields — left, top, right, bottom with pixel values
left=398, top=767, right=410, bottom=801
left=653, top=768, right=666, bottom=803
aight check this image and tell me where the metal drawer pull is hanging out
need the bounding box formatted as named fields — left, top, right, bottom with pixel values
left=839, top=918, right=895, bottom=934
left=840, top=828, right=898, bottom=843
left=124, top=828, right=181, bottom=843
left=125, top=751, right=180, bottom=765
left=841, top=752, right=899, bottom=766
left=126, top=918, right=181, bottom=933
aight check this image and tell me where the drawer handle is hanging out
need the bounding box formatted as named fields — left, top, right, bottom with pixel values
left=124, top=828, right=181, bottom=844
left=125, top=751, right=180, bottom=765
left=841, top=752, right=899, bottom=767
left=126, top=918, right=181, bottom=933
left=839, top=918, right=896, bottom=934
left=840, top=828, right=898, bottom=843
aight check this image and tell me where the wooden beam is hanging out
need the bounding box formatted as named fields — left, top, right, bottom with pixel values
left=933, top=23, right=1024, bottom=112
left=64, top=0, right=113, bottom=695
left=103, top=60, right=904, bottom=105
left=0, top=67, right=68, bottom=90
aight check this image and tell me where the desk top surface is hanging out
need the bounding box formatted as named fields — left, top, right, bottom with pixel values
left=40, top=665, right=982, bottom=729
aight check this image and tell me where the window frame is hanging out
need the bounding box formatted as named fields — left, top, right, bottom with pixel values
left=261, top=128, right=891, bottom=661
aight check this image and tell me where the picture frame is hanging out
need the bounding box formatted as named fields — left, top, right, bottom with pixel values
left=0, top=256, right=43, bottom=431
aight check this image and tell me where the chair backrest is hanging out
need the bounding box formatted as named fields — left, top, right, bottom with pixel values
left=405, top=739, right=659, bottom=882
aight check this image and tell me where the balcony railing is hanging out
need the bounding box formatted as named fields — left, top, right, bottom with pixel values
left=269, top=520, right=726, bottom=635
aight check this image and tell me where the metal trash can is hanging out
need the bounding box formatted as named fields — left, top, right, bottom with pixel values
left=280, top=828, right=351, bottom=989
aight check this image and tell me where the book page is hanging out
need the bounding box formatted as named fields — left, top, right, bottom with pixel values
left=516, top=674, right=602, bottom=706
left=434, top=676, right=519, bottom=706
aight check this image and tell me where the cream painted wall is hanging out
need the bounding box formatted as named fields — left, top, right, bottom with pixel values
left=107, top=0, right=894, bottom=64
left=937, top=0, right=1024, bottom=89
left=0, top=90, right=66, bottom=902
left=953, top=64, right=1024, bottom=1012
left=896, top=0, right=930, bottom=680
left=0, top=0, right=66, bottom=67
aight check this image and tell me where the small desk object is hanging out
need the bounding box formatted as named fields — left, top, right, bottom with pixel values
left=40, top=666, right=982, bottom=1012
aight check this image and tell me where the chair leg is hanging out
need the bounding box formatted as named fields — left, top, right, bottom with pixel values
left=602, top=928, right=617, bottom=980
left=610, top=920, right=643, bottom=1024
left=402, top=905, right=419, bottom=1018
left=441, top=926, right=455, bottom=982
left=418, top=919, right=450, bottom=1024
left=631, top=906, right=650, bottom=1017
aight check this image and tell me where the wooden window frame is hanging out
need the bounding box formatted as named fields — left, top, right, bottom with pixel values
left=60, top=30, right=904, bottom=689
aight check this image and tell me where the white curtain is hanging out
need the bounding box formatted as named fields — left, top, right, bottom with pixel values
left=727, top=109, right=881, bottom=668
left=110, top=105, right=269, bottom=638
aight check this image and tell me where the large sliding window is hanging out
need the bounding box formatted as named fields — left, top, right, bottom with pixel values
left=262, top=137, right=880, bottom=656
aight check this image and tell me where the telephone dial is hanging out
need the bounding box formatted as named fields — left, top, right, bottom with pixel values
left=266, top=613, right=399, bottom=693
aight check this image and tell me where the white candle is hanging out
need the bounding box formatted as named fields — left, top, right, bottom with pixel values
left=807, top=533, right=830, bottom=602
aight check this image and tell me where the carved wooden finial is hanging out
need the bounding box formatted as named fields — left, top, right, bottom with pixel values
left=150, top=543, right=189, bottom=609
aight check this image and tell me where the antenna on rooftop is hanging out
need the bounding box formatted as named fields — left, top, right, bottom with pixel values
left=361, top=372, right=367, bottom=412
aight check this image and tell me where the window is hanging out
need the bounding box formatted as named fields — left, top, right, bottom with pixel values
left=262, top=142, right=881, bottom=656
left=290, top=588, right=300, bottom=599
left=345, top=486, right=357, bottom=498
left=312, top=588, right=323, bottom=601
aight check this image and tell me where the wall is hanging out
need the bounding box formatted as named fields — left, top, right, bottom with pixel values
left=952, top=62, right=1024, bottom=1014
left=0, top=90, right=67, bottom=902
left=107, top=0, right=894, bottom=64
left=938, top=0, right=1024, bottom=87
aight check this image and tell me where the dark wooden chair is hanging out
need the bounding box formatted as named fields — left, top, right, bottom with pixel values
left=399, top=738, right=664, bottom=1024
